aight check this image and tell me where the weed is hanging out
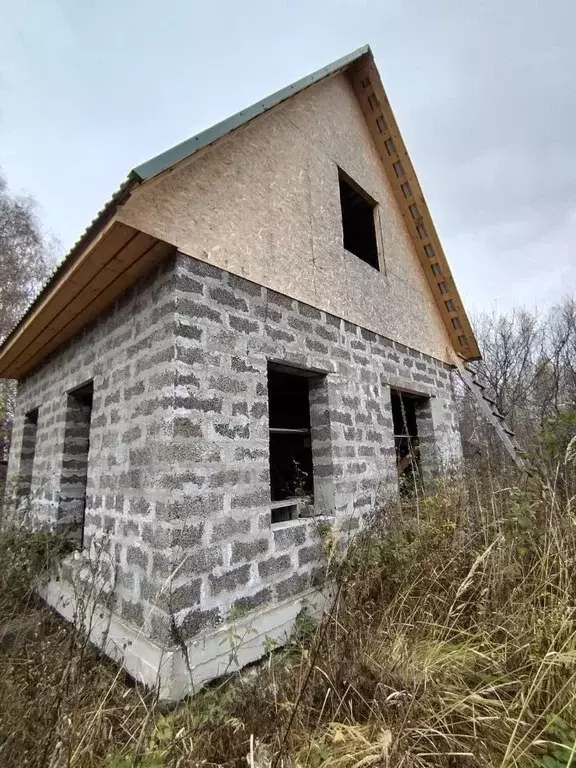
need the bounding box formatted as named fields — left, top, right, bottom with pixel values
left=2, top=454, right=576, bottom=766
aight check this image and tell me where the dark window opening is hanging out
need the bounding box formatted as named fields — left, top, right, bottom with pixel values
left=390, top=390, right=425, bottom=492
left=338, top=171, right=379, bottom=270
left=268, top=366, right=315, bottom=524
left=19, top=408, right=39, bottom=495
left=59, top=381, right=93, bottom=546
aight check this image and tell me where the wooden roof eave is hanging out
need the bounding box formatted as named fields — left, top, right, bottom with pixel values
left=0, top=218, right=174, bottom=380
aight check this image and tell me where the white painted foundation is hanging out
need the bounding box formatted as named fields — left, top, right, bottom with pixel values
left=40, top=578, right=328, bottom=701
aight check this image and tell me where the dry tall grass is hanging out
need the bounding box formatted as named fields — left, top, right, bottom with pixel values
left=0, top=449, right=575, bottom=767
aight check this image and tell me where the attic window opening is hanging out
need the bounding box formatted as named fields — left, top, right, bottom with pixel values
left=458, top=335, right=468, bottom=347
left=268, top=366, right=316, bottom=524
left=393, top=161, right=404, bottom=178
left=451, top=317, right=462, bottom=330
left=438, top=281, right=448, bottom=294
left=409, top=203, right=421, bottom=220
left=401, top=182, right=412, bottom=199
left=431, top=263, right=442, bottom=276
left=361, top=77, right=371, bottom=89
left=424, top=243, right=435, bottom=258
left=445, top=299, right=456, bottom=312
left=338, top=170, right=379, bottom=270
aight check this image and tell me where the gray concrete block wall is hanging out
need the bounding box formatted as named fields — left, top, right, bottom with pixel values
left=155, top=252, right=461, bottom=642
left=7, top=249, right=462, bottom=651
left=7, top=259, right=180, bottom=639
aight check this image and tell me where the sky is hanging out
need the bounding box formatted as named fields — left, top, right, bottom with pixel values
left=1, top=0, right=575, bottom=316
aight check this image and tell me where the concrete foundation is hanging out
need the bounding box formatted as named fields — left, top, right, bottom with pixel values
left=40, top=574, right=327, bottom=701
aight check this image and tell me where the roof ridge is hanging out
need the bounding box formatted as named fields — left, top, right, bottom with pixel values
left=131, top=45, right=371, bottom=181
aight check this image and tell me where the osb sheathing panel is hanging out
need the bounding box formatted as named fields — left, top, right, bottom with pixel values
left=118, top=73, right=454, bottom=362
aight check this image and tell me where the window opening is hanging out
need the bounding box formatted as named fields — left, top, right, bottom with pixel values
left=59, top=381, right=93, bottom=545
left=338, top=170, right=379, bottom=270
left=268, top=366, right=315, bottom=524
left=390, top=389, right=427, bottom=493
left=19, top=408, right=39, bottom=495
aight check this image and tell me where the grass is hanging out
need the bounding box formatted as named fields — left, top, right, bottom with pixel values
left=0, top=449, right=575, bottom=767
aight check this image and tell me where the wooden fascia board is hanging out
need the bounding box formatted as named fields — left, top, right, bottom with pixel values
left=0, top=221, right=174, bottom=379
left=0, top=217, right=129, bottom=375
left=349, top=57, right=481, bottom=361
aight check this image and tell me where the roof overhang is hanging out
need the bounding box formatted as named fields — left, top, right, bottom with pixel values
left=0, top=45, right=479, bottom=379
left=0, top=220, right=174, bottom=379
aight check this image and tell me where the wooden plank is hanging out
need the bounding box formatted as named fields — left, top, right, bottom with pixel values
left=12, top=240, right=174, bottom=378
left=42, top=233, right=157, bottom=335
left=348, top=61, right=481, bottom=361
left=0, top=221, right=137, bottom=375
left=448, top=348, right=528, bottom=471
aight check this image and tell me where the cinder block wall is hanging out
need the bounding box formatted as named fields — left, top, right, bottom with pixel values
left=7, top=251, right=461, bottom=650
left=6, top=260, right=180, bottom=637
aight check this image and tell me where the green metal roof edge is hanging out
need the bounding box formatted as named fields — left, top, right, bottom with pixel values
left=132, top=45, right=371, bottom=182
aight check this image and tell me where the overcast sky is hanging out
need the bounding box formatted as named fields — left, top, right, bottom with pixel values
left=1, top=0, right=574, bottom=315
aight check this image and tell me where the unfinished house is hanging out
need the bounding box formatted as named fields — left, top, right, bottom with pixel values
left=0, top=46, right=480, bottom=700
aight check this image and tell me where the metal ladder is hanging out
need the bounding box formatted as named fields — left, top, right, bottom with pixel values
left=449, top=348, right=530, bottom=472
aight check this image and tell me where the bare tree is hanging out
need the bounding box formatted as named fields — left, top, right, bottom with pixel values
left=0, top=169, right=57, bottom=463
left=459, top=298, right=576, bottom=461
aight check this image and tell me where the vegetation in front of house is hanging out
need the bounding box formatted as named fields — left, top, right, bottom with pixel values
left=0, top=421, right=575, bottom=767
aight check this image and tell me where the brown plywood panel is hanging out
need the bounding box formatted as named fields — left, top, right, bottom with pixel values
left=118, top=73, right=455, bottom=362
left=348, top=60, right=480, bottom=360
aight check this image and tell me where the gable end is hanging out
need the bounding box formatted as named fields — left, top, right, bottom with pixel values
left=348, top=58, right=480, bottom=360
